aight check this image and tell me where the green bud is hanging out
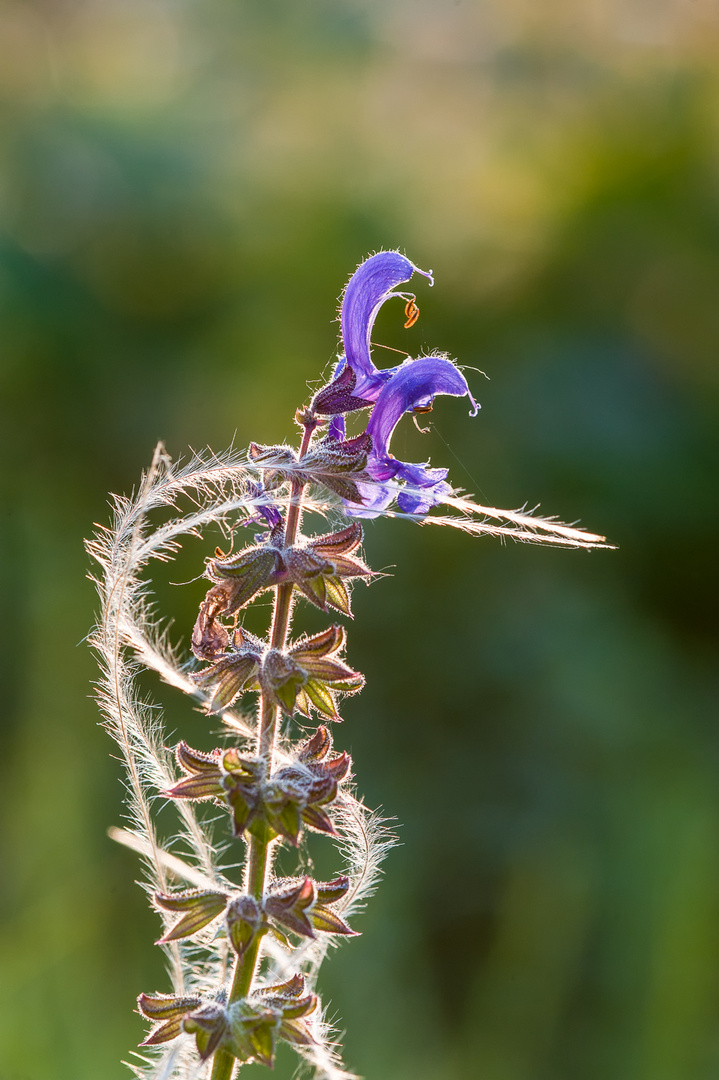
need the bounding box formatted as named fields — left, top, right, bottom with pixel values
left=154, top=888, right=228, bottom=943
left=206, top=546, right=279, bottom=614
left=260, top=649, right=306, bottom=715
left=280, top=1018, right=315, bottom=1046
left=245, top=1018, right=277, bottom=1068
left=303, top=678, right=339, bottom=718
left=164, top=771, right=223, bottom=801
left=137, top=992, right=201, bottom=1047
left=183, top=1002, right=229, bottom=1061
left=264, top=795, right=302, bottom=846
left=301, top=803, right=336, bottom=836
left=222, top=778, right=256, bottom=836
left=309, top=522, right=363, bottom=559
left=226, top=894, right=265, bottom=957
left=323, top=574, right=351, bottom=615
left=310, top=904, right=357, bottom=936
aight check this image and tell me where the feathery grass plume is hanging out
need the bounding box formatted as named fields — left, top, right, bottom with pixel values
left=88, top=251, right=610, bottom=1080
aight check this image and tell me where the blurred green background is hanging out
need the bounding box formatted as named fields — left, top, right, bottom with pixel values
left=1, top=1, right=719, bottom=1078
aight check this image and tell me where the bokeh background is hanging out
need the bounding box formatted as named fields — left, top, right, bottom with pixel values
left=2, top=1, right=719, bottom=1078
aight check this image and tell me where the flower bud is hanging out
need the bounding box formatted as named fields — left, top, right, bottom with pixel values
left=183, top=1001, right=229, bottom=1061
left=310, top=521, right=363, bottom=557
left=297, top=724, right=333, bottom=762
left=191, top=587, right=230, bottom=661
left=219, top=750, right=264, bottom=836
left=264, top=875, right=356, bottom=940
left=226, top=894, right=265, bottom=957
left=204, top=545, right=280, bottom=615
left=191, top=632, right=264, bottom=712
left=259, top=649, right=306, bottom=715
left=310, top=363, right=373, bottom=416
left=137, top=992, right=202, bottom=1047
left=165, top=743, right=224, bottom=798
left=154, top=888, right=228, bottom=943
left=248, top=442, right=298, bottom=469
left=288, top=627, right=364, bottom=719
left=298, top=432, right=372, bottom=503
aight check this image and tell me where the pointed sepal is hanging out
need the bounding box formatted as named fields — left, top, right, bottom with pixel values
left=154, top=889, right=228, bottom=943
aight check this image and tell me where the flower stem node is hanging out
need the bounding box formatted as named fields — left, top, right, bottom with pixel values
left=165, top=727, right=350, bottom=845
left=139, top=977, right=317, bottom=1067
left=248, top=432, right=372, bottom=504
left=192, top=624, right=363, bottom=718
left=226, top=975, right=318, bottom=1066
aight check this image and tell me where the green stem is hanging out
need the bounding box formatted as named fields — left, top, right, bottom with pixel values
left=210, top=419, right=315, bottom=1080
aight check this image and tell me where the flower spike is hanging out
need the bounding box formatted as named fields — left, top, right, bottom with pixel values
left=89, top=248, right=610, bottom=1080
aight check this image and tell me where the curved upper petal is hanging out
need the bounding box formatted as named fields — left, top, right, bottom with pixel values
left=340, top=251, right=432, bottom=396
left=365, top=355, right=478, bottom=459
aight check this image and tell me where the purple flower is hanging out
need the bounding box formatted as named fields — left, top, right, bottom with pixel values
left=312, top=251, right=433, bottom=429
left=340, top=250, right=433, bottom=399
left=310, top=251, right=479, bottom=515
left=349, top=355, right=479, bottom=516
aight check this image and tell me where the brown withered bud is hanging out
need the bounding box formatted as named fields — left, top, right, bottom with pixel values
left=191, top=586, right=231, bottom=661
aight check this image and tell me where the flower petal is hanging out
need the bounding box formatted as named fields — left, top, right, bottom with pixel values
left=340, top=251, right=432, bottom=396
left=344, top=355, right=478, bottom=517
left=366, top=355, right=477, bottom=458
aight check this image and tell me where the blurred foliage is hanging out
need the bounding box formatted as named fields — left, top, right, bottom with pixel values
left=1, top=1, right=718, bottom=1078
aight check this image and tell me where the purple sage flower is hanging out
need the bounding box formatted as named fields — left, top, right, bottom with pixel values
left=347, top=355, right=479, bottom=516
left=312, top=251, right=479, bottom=514
left=313, top=251, right=433, bottom=432
left=339, top=250, right=432, bottom=399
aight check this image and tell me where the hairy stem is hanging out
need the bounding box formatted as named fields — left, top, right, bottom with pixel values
left=210, top=420, right=314, bottom=1080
